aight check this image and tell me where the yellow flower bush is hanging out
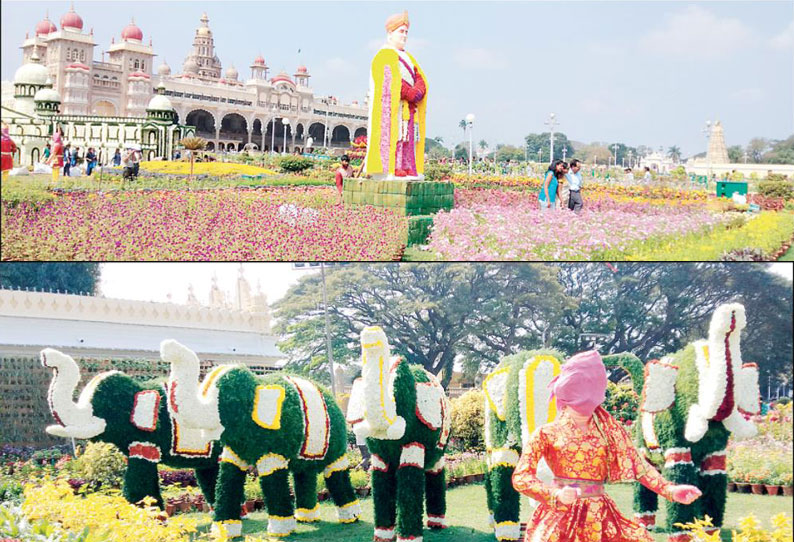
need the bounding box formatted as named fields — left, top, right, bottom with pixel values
left=675, top=513, right=792, bottom=542
left=22, top=480, right=201, bottom=542
left=628, top=212, right=794, bottom=261
left=142, top=161, right=277, bottom=176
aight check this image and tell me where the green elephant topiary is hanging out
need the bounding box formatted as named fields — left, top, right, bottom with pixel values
left=631, top=303, right=759, bottom=542
left=480, top=349, right=644, bottom=541
left=40, top=348, right=221, bottom=509
left=346, top=326, right=452, bottom=542
left=163, top=340, right=360, bottom=538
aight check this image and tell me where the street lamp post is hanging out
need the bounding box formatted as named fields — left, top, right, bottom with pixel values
left=465, top=113, right=475, bottom=176
left=282, top=118, right=290, bottom=155
left=562, top=146, right=567, bottom=162
left=538, top=148, right=542, bottom=165
left=320, top=263, right=336, bottom=397
left=743, top=150, right=748, bottom=164
left=544, top=112, right=558, bottom=161
left=612, top=144, right=619, bottom=168
left=627, top=150, right=633, bottom=168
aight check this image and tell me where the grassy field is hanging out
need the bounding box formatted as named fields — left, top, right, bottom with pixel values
left=182, top=483, right=792, bottom=541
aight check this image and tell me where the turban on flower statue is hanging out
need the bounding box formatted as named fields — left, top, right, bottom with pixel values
left=548, top=350, right=607, bottom=418
left=385, top=11, right=410, bottom=32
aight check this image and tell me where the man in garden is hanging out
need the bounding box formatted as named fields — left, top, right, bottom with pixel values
left=335, top=154, right=354, bottom=201
left=566, top=159, right=584, bottom=213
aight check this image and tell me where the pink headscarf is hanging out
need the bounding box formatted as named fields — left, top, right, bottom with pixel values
left=549, top=350, right=607, bottom=417
left=52, top=130, right=62, bottom=144
left=1, top=125, right=9, bottom=138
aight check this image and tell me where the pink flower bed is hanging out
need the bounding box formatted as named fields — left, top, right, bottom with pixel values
left=1, top=187, right=407, bottom=261
left=430, top=189, right=727, bottom=260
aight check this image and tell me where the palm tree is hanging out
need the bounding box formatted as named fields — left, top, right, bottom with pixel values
left=179, top=137, right=207, bottom=181
left=667, top=145, right=682, bottom=163
left=459, top=119, right=467, bottom=136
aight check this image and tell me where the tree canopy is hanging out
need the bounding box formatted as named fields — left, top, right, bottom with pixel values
left=0, top=263, right=101, bottom=295
left=273, top=263, right=792, bottom=391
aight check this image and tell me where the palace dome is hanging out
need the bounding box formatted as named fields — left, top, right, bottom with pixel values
left=197, top=26, right=211, bottom=36
left=270, top=71, right=293, bottom=85
left=225, top=65, right=238, bottom=80
left=253, top=55, right=266, bottom=66
left=121, top=20, right=143, bottom=42
left=14, top=57, right=49, bottom=86
left=34, top=87, right=61, bottom=103
left=296, top=65, right=308, bottom=74
left=35, top=17, right=57, bottom=36
left=147, top=94, right=173, bottom=111
left=60, top=7, right=83, bottom=31
left=183, top=58, right=199, bottom=73
left=157, top=61, right=171, bottom=76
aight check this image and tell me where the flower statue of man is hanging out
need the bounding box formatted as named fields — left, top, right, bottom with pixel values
left=364, top=11, right=428, bottom=180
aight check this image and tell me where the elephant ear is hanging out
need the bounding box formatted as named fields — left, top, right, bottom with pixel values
left=735, top=363, right=760, bottom=416
left=639, top=358, right=679, bottom=450
left=482, top=367, right=510, bottom=421
left=518, top=355, right=561, bottom=449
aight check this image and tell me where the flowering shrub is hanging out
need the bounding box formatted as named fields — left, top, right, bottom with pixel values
left=428, top=193, right=727, bottom=260
left=2, top=187, right=407, bottom=261
left=449, top=390, right=485, bottom=452
left=70, top=442, right=126, bottom=491
left=21, top=481, right=201, bottom=542
left=603, top=382, right=639, bottom=426
left=158, top=469, right=197, bottom=487
left=675, top=513, right=792, bottom=542
left=142, top=160, right=277, bottom=176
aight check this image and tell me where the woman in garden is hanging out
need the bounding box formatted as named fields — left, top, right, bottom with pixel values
left=47, top=129, right=64, bottom=182
left=1, top=123, right=17, bottom=182
left=539, top=160, right=564, bottom=211
left=512, top=350, right=702, bottom=542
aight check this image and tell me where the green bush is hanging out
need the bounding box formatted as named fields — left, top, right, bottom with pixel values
left=603, top=381, right=639, bottom=425
left=348, top=468, right=369, bottom=489
left=277, top=156, right=315, bottom=174
left=450, top=389, right=485, bottom=452
left=670, top=166, right=687, bottom=179
left=765, top=173, right=789, bottom=183
left=758, top=180, right=794, bottom=200
left=424, top=162, right=453, bottom=182
left=71, top=442, right=126, bottom=491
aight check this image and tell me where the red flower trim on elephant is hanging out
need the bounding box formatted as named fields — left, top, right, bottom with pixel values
left=284, top=376, right=330, bottom=460
left=129, top=441, right=161, bottom=462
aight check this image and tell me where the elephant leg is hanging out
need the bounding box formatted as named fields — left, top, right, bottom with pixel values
left=259, top=468, right=297, bottom=537
left=396, top=443, right=425, bottom=542
left=123, top=456, right=162, bottom=508
left=489, top=449, right=521, bottom=542
left=661, top=447, right=700, bottom=542
left=324, top=456, right=361, bottom=523
left=425, top=456, right=446, bottom=529
left=698, top=450, right=728, bottom=533
left=371, top=454, right=397, bottom=542
left=484, top=459, right=495, bottom=526
left=195, top=463, right=220, bottom=509
left=292, top=469, right=320, bottom=523
left=633, top=480, right=659, bottom=532
left=212, top=460, right=247, bottom=538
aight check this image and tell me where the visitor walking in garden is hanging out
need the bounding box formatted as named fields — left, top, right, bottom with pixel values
left=42, top=143, right=51, bottom=162
left=112, top=148, right=121, bottom=167
left=512, top=350, right=702, bottom=542
left=1, top=123, right=17, bottom=183
left=122, top=146, right=136, bottom=181
left=47, top=129, right=64, bottom=182
left=624, top=167, right=634, bottom=184
left=85, top=148, right=97, bottom=176
left=335, top=154, right=354, bottom=201
left=643, top=166, right=652, bottom=183
left=539, top=160, right=564, bottom=211
left=63, top=144, right=72, bottom=177
left=567, top=159, right=584, bottom=213
left=131, top=144, right=142, bottom=178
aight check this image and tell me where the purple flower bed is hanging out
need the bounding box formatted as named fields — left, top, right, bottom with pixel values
left=1, top=187, right=407, bottom=261
left=159, top=469, right=197, bottom=487
left=430, top=189, right=728, bottom=260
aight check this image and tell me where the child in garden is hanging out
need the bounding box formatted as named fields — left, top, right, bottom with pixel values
left=512, top=350, right=701, bottom=542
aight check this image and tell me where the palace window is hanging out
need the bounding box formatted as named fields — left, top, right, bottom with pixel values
left=80, top=50, right=85, bottom=62
left=141, top=61, right=145, bottom=71
left=134, top=59, right=140, bottom=69
left=66, top=48, right=71, bottom=60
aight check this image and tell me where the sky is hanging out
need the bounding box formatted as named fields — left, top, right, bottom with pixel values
left=2, top=1, right=792, bottom=157
left=98, top=263, right=792, bottom=308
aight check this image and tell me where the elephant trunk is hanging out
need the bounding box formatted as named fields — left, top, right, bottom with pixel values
left=40, top=348, right=107, bottom=439
left=162, top=339, right=222, bottom=433
left=357, top=326, right=405, bottom=440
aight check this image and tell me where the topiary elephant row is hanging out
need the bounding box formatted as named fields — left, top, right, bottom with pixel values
left=42, top=302, right=759, bottom=542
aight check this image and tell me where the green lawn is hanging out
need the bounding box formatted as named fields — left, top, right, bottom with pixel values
left=182, top=483, right=792, bottom=541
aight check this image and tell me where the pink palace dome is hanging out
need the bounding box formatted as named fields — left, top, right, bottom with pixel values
left=121, top=19, right=143, bottom=41
left=60, top=6, right=84, bottom=31
left=35, top=16, right=57, bottom=36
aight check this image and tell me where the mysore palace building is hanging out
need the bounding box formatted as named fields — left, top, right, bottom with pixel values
left=1, top=6, right=368, bottom=165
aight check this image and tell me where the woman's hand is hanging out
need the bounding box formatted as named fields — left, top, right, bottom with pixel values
left=555, top=486, right=579, bottom=505
left=670, top=484, right=701, bottom=504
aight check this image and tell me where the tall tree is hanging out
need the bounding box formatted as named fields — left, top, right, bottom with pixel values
left=727, top=145, right=744, bottom=163
left=524, top=132, right=574, bottom=164
left=747, top=138, right=770, bottom=163
left=273, top=264, right=570, bottom=387
left=0, top=263, right=101, bottom=295
left=762, top=135, right=794, bottom=164
left=667, top=146, right=682, bottom=163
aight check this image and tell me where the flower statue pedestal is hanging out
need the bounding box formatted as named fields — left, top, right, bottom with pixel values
left=343, top=178, right=454, bottom=245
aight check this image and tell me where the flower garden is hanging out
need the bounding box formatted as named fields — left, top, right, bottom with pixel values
left=2, top=156, right=793, bottom=261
